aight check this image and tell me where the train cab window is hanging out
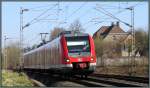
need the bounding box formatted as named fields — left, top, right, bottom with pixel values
left=65, top=36, right=90, bottom=57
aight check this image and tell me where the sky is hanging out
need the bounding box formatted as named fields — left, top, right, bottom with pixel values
left=2, top=1, right=148, bottom=48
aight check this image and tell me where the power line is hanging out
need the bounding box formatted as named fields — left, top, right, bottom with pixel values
left=68, top=2, right=87, bottom=19
left=25, top=4, right=58, bottom=27
left=24, top=34, right=39, bottom=43
left=63, top=2, right=87, bottom=29
left=28, top=4, right=57, bottom=10
left=95, top=2, right=143, bottom=18
left=95, top=2, right=142, bottom=27
left=72, top=2, right=131, bottom=29
left=94, top=6, right=132, bottom=27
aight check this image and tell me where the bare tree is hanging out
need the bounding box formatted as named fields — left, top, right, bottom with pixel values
left=94, top=37, right=104, bottom=66
left=135, top=28, right=148, bottom=57
left=68, top=19, right=85, bottom=32
left=4, top=42, right=21, bottom=70
left=50, top=27, right=65, bottom=40
left=94, top=37, right=104, bottom=58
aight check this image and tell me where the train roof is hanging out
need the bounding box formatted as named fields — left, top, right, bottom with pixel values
left=24, top=36, right=60, bottom=55
left=58, top=31, right=89, bottom=37
left=24, top=31, right=90, bottom=55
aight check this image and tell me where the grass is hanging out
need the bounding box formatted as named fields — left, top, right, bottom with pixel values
left=2, top=70, right=34, bottom=86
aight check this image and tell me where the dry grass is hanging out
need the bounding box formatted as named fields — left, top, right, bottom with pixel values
left=95, top=57, right=149, bottom=77
left=2, top=70, right=34, bottom=86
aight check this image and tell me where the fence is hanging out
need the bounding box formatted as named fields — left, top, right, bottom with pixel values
left=96, top=57, right=149, bottom=77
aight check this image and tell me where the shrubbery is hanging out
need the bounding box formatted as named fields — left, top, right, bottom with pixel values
left=2, top=70, right=34, bottom=86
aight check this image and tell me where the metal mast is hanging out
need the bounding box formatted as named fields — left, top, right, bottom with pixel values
left=20, top=7, right=23, bottom=69
left=20, top=7, right=29, bottom=70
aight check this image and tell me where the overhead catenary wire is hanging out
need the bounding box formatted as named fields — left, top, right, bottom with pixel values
left=82, top=2, right=142, bottom=34
left=63, top=2, right=87, bottom=29
left=95, top=2, right=142, bottom=28
left=25, top=4, right=58, bottom=27
left=94, top=7, right=132, bottom=27
left=24, top=34, right=39, bottom=43
left=28, top=3, right=57, bottom=11
left=94, top=2, right=142, bottom=20
left=67, top=2, right=130, bottom=29
left=67, top=2, right=87, bottom=19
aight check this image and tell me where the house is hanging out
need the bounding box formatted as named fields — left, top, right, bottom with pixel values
left=93, top=22, right=135, bottom=57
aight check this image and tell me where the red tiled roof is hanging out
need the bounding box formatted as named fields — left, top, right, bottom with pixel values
left=93, top=24, right=126, bottom=38
left=109, top=25, right=125, bottom=33
left=98, top=26, right=109, bottom=34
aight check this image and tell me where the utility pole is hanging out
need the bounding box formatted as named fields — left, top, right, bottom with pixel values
left=20, top=7, right=23, bottom=70
left=20, top=7, right=29, bottom=70
left=126, top=6, right=135, bottom=76
left=131, top=7, right=135, bottom=76
left=39, top=33, right=49, bottom=43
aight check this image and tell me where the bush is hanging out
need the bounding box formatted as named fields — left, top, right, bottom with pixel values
left=2, top=70, right=34, bottom=86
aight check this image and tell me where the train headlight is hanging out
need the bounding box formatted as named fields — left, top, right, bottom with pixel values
left=66, top=59, right=70, bottom=62
left=91, top=56, right=94, bottom=61
left=64, top=58, right=70, bottom=62
left=91, top=58, right=94, bottom=61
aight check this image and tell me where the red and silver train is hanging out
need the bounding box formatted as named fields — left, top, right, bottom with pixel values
left=23, top=31, right=96, bottom=77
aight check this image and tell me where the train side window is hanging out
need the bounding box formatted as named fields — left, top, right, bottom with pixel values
left=34, top=52, right=36, bottom=66
left=27, top=54, right=30, bottom=66
left=31, top=53, right=34, bottom=66
left=44, top=48, right=46, bottom=69
left=47, top=48, right=49, bottom=66
left=50, top=48, right=51, bottom=64
left=40, top=50, right=42, bottom=68
left=44, top=48, right=47, bottom=66
left=33, top=53, right=35, bottom=66
left=50, top=48, right=52, bottom=64
left=29, top=54, right=30, bottom=66
left=54, top=45, right=56, bottom=62
left=36, top=52, right=38, bottom=68
left=39, top=50, right=41, bottom=69
left=58, top=44, right=60, bottom=62
left=31, top=53, right=33, bottom=67
left=38, top=51, right=40, bottom=68
left=27, top=55, right=29, bottom=66
left=24, top=56, right=26, bottom=66
left=39, top=50, right=40, bottom=68
left=26, top=56, right=27, bottom=66
left=42, top=49, right=44, bottom=68
left=46, top=48, right=48, bottom=66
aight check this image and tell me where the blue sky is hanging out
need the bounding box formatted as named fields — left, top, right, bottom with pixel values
left=2, top=1, right=148, bottom=48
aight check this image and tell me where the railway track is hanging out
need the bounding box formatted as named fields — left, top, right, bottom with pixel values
left=26, top=72, right=149, bottom=87
left=91, top=73, right=149, bottom=84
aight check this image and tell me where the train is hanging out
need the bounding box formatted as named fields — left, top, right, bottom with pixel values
left=23, top=31, right=96, bottom=78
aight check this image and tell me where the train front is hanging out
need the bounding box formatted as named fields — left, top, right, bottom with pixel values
left=61, top=32, right=96, bottom=76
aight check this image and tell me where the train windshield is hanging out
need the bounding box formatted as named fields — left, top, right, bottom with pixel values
left=65, top=36, right=90, bottom=57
